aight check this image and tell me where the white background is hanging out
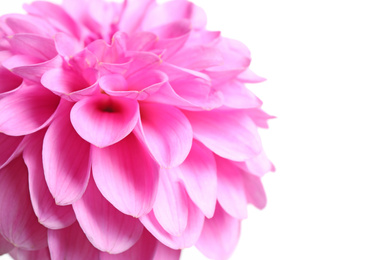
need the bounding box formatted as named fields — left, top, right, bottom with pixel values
left=2, top=0, right=390, bottom=259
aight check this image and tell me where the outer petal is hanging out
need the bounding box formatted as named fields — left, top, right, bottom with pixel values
left=0, top=84, right=60, bottom=136
left=8, top=247, right=50, bottom=260
left=0, top=65, right=23, bottom=97
left=183, top=110, right=262, bottom=161
left=0, top=156, right=48, bottom=250
left=4, top=14, right=57, bottom=37
left=100, top=229, right=158, bottom=260
left=196, top=204, right=241, bottom=260
left=242, top=172, right=267, bottom=210
left=177, top=140, right=217, bottom=218
left=214, top=80, right=262, bottom=109
left=43, top=102, right=91, bottom=205
left=0, top=133, right=24, bottom=169
left=48, top=222, right=100, bottom=260
left=137, top=103, right=193, bottom=168
left=153, top=168, right=188, bottom=236
left=0, top=234, right=13, bottom=255
left=92, top=134, right=159, bottom=217
left=216, top=156, right=248, bottom=220
left=169, top=45, right=223, bottom=70
left=153, top=242, right=181, bottom=260
left=24, top=130, right=76, bottom=229
left=73, top=177, right=144, bottom=254
left=8, top=33, right=57, bottom=61
left=119, top=0, right=155, bottom=33
left=70, top=95, right=139, bottom=147
left=140, top=200, right=204, bottom=250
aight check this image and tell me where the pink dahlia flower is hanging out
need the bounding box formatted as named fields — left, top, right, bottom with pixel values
left=0, top=0, right=274, bottom=259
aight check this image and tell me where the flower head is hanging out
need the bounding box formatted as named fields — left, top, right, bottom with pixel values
left=0, top=0, right=274, bottom=259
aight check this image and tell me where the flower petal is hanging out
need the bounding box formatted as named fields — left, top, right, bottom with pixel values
left=183, top=110, right=262, bottom=161
left=73, top=177, right=144, bottom=254
left=43, top=102, right=91, bottom=205
left=7, top=33, right=57, bottom=61
left=196, top=204, right=241, bottom=260
left=153, top=242, right=181, bottom=260
left=92, top=134, right=159, bottom=217
left=153, top=168, right=188, bottom=236
left=177, top=140, right=217, bottom=218
left=0, top=65, right=23, bottom=97
left=24, top=130, right=76, bottom=229
left=48, top=222, right=100, bottom=260
left=99, top=229, right=158, bottom=260
left=169, top=45, right=223, bottom=70
left=0, top=133, right=24, bottom=170
left=216, top=156, right=248, bottom=219
left=0, top=156, right=48, bottom=250
left=4, top=14, right=56, bottom=37
left=0, top=84, right=60, bottom=136
left=0, top=234, right=13, bottom=255
left=137, top=103, right=193, bottom=168
left=140, top=200, right=204, bottom=250
left=215, top=80, right=262, bottom=109
left=119, top=0, right=155, bottom=33
left=8, top=247, right=50, bottom=260
left=242, top=172, right=267, bottom=210
left=70, top=95, right=139, bottom=147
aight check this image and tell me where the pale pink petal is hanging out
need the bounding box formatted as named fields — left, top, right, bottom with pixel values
left=4, top=14, right=56, bottom=36
left=137, top=103, right=192, bottom=168
left=153, top=168, right=188, bottom=236
left=0, top=156, right=48, bottom=250
left=86, top=35, right=127, bottom=64
left=177, top=140, right=217, bottom=218
left=0, top=234, right=13, bottom=255
left=73, top=177, right=144, bottom=254
left=216, top=156, right=248, bottom=219
left=169, top=45, right=223, bottom=70
left=246, top=107, right=275, bottom=129
left=239, top=151, right=275, bottom=178
left=215, top=80, right=262, bottom=109
left=48, top=222, right=100, bottom=260
left=0, top=66, right=23, bottom=97
left=8, top=33, right=57, bottom=61
left=183, top=110, right=262, bottom=161
left=126, top=32, right=158, bottom=51
left=8, top=247, right=50, bottom=260
left=119, top=0, right=155, bottom=33
left=0, top=133, right=24, bottom=169
left=24, top=130, right=76, bottom=229
left=242, top=172, right=267, bottom=210
left=237, top=69, right=266, bottom=83
left=100, top=229, right=158, bottom=260
left=43, top=102, right=91, bottom=205
left=0, top=84, right=60, bottom=136
left=70, top=95, right=139, bottom=147
left=140, top=200, right=204, bottom=250
left=153, top=242, right=181, bottom=260
left=54, top=32, right=83, bottom=57
left=92, top=134, right=159, bottom=217
left=196, top=204, right=241, bottom=260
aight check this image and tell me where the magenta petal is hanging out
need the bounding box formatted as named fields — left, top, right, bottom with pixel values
left=0, top=156, right=47, bottom=250
left=137, top=103, right=192, bottom=168
left=100, top=229, right=158, bottom=260
left=73, top=177, right=144, bottom=254
left=8, top=247, right=50, bottom=260
left=153, top=242, right=181, bottom=260
left=92, top=134, right=159, bottom=217
left=43, top=102, right=91, bottom=205
left=153, top=169, right=188, bottom=236
left=196, top=204, right=241, bottom=260
left=24, top=130, right=76, bottom=229
left=184, top=110, right=262, bottom=161
left=0, top=84, right=60, bottom=136
left=242, top=172, right=267, bottom=210
left=140, top=200, right=204, bottom=249
left=0, top=133, right=24, bottom=169
left=48, top=222, right=100, bottom=260
left=216, top=156, right=248, bottom=219
left=0, top=66, right=23, bottom=97
left=70, top=95, right=139, bottom=147
left=8, top=33, right=57, bottom=60
left=0, top=234, right=13, bottom=255
left=177, top=140, right=217, bottom=218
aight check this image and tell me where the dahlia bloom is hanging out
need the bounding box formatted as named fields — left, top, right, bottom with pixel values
left=0, top=0, right=274, bottom=259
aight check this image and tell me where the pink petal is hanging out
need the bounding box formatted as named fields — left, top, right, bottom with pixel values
left=140, top=200, right=204, bottom=249
left=0, top=156, right=48, bottom=250
left=0, top=84, right=60, bottom=136
left=24, top=130, right=76, bottom=229
left=153, top=242, right=181, bottom=260
left=41, top=68, right=99, bottom=102
left=7, top=33, right=57, bottom=61
left=92, top=134, right=159, bottom=217
left=0, top=234, right=13, bottom=255
left=70, top=95, right=139, bottom=147
left=196, top=204, right=241, bottom=260
left=119, top=0, right=155, bottom=33
left=8, top=247, right=50, bottom=260
left=177, top=140, right=217, bottom=218
left=0, top=133, right=24, bottom=170
left=183, top=110, right=262, bottom=161
left=153, top=168, right=188, bottom=236
left=242, top=172, right=267, bottom=210
left=54, top=32, right=82, bottom=57
left=169, top=45, right=223, bottom=70
left=4, top=14, right=56, bottom=36
left=215, top=80, right=262, bottom=109
left=100, top=229, right=158, bottom=260
left=137, top=103, right=192, bottom=168
left=48, top=222, right=100, bottom=260
left=0, top=66, right=23, bottom=97
left=126, top=32, right=158, bottom=51
left=73, top=177, right=144, bottom=254
left=237, top=69, right=266, bottom=83
left=43, top=102, right=91, bottom=205
left=216, top=156, right=248, bottom=219
left=239, top=151, right=275, bottom=178
left=246, top=107, right=276, bottom=129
